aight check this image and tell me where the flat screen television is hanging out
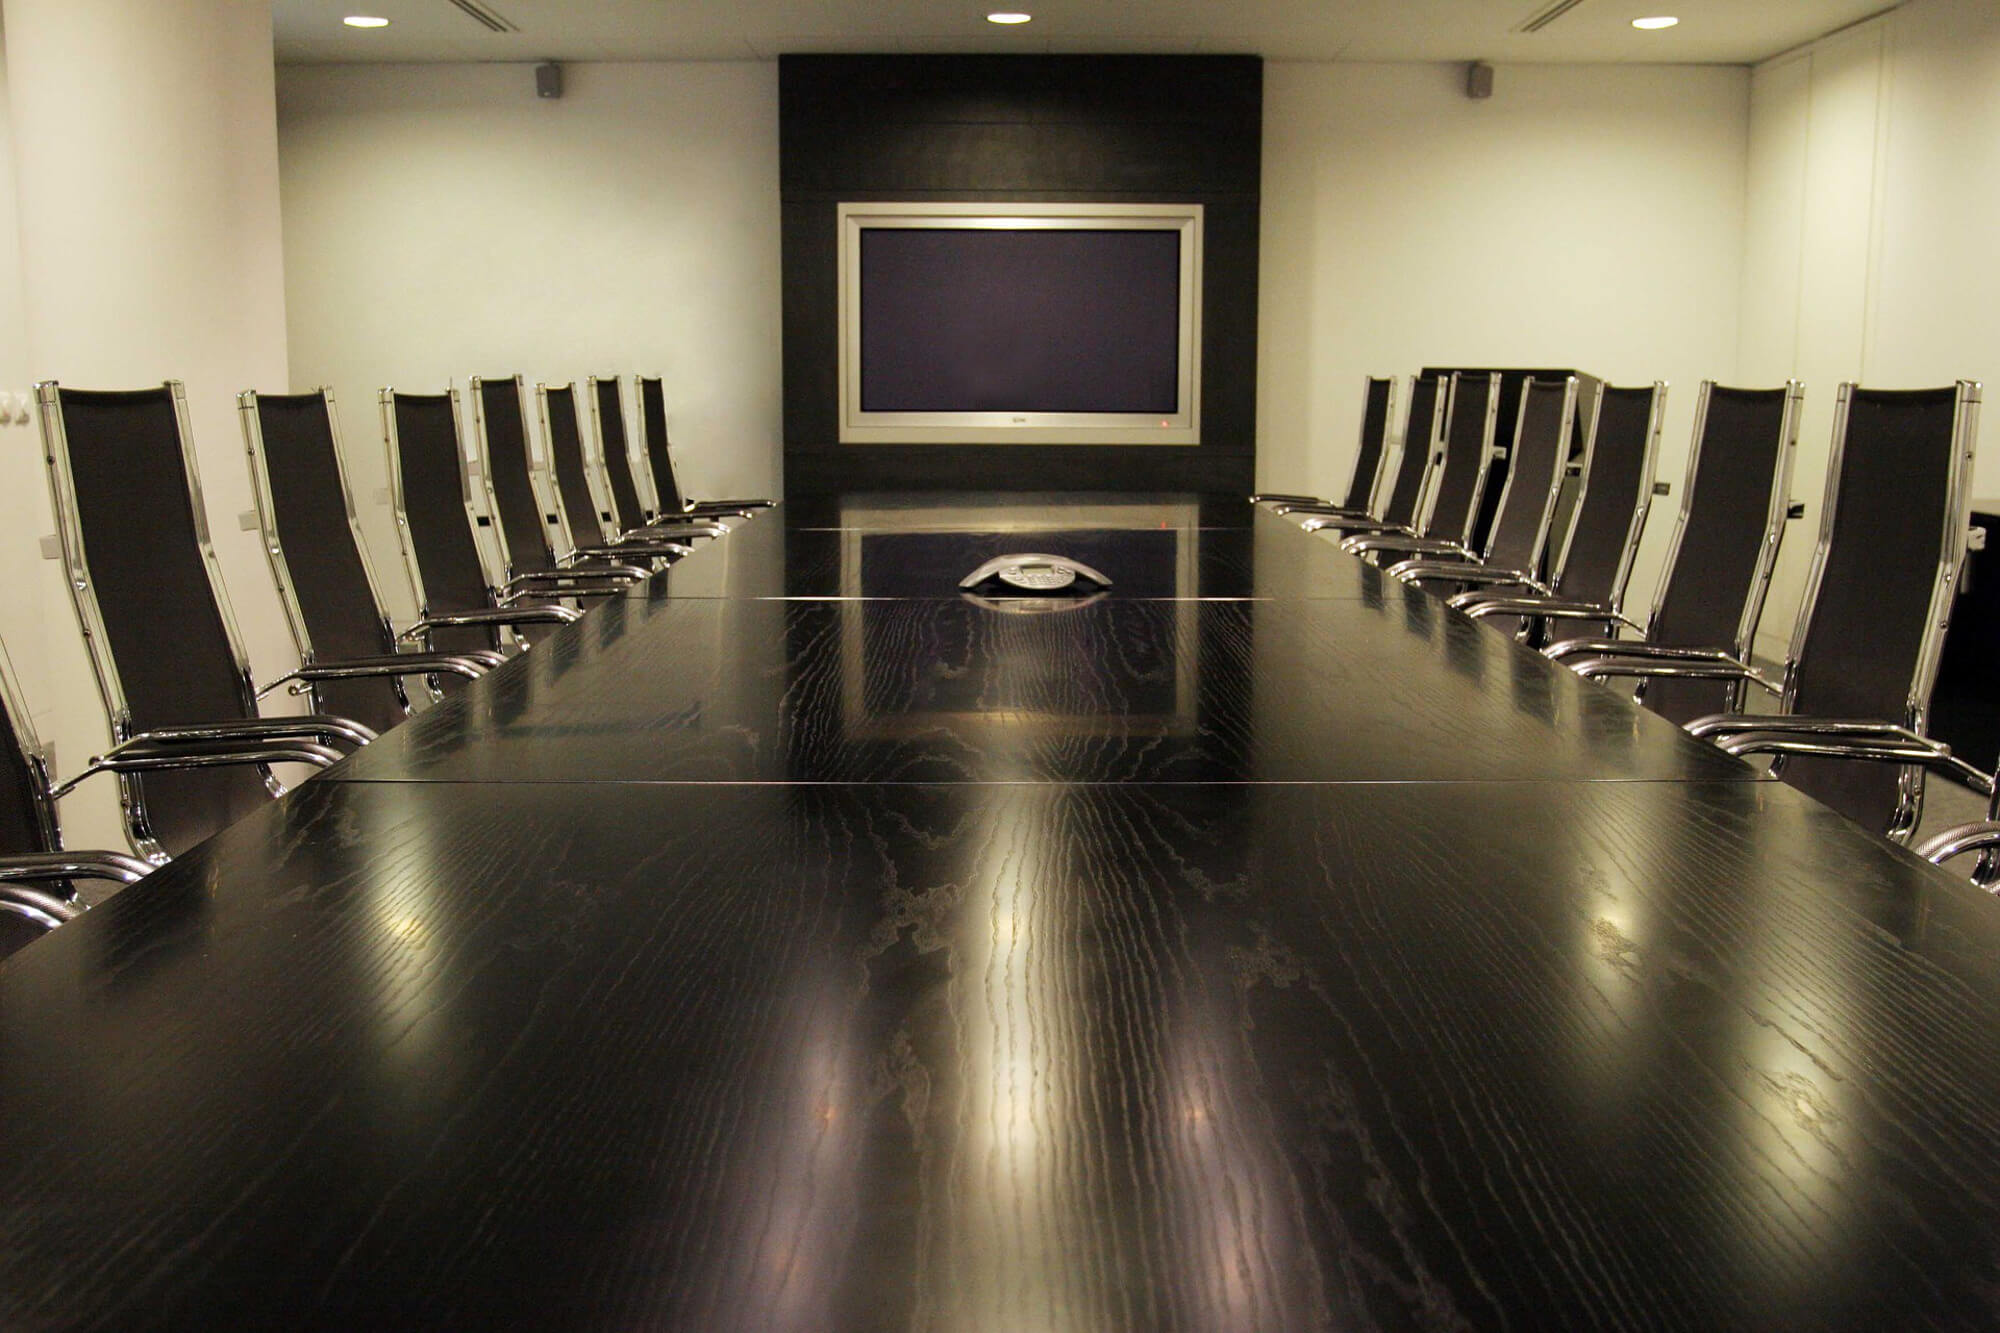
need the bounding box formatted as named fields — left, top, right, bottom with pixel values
left=837, top=202, right=1203, bottom=445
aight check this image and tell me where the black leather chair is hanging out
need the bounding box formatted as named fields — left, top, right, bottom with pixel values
left=1544, top=382, right=1804, bottom=724
left=1335, top=371, right=1502, bottom=562
left=634, top=375, right=773, bottom=519
left=1571, top=382, right=1985, bottom=841
left=37, top=382, right=376, bottom=861
left=536, top=382, right=721, bottom=566
left=468, top=375, right=651, bottom=596
left=1381, top=376, right=1578, bottom=590
left=240, top=389, right=493, bottom=731
left=380, top=387, right=592, bottom=657
left=1274, top=375, right=1442, bottom=532
left=1250, top=375, right=1396, bottom=514
left=1450, top=381, right=1667, bottom=642
left=0, top=638, right=151, bottom=960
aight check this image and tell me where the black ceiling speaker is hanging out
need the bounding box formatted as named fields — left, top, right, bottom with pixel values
left=1466, top=62, right=1494, bottom=100
left=536, top=62, right=563, bottom=99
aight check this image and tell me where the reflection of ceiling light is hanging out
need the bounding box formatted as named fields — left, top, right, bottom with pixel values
left=986, top=12, right=1033, bottom=23
left=1631, top=16, right=1679, bottom=29
left=344, top=15, right=391, bottom=27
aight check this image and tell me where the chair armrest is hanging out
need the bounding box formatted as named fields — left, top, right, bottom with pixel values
left=1340, top=535, right=1469, bottom=558
left=0, top=850, right=151, bottom=889
left=48, top=733, right=351, bottom=798
left=502, top=572, right=642, bottom=597
left=119, top=714, right=377, bottom=751
left=1916, top=821, right=2000, bottom=883
left=1437, top=572, right=1549, bottom=602
left=1274, top=502, right=1366, bottom=517
left=1686, top=719, right=1994, bottom=789
left=0, top=878, right=87, bottom=929
left=1250, top=493, right=1326, bottom=507
left=571, top=541, right=694, bottom=561
left=553, top=556, right=654, bottom=580
left=1300, top=516, right=1408, bottom=536
left=635, top=524, right=726, bottom=541
left=1388, top=559, right=1535, bottom=586
left=256, top=652, right=488, bottom=700
left=1558, top=643, right=1780, bottom=692
left=401, top=606, right=581, bottom=642
left=687, top=497, right=773, bottom=512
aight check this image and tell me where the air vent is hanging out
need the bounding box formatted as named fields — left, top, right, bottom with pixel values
left=443, top=0, right=519, bottom=33
left=1516, top=0, right=1589, bottom=33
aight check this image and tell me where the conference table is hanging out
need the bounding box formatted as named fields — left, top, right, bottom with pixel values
left=2, top=493, right=1998, bottom=1329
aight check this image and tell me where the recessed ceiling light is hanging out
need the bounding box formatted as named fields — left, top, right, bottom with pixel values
left=986, top=12, right=1033, bottom=24
left=343, top=15, right=390, bottom=27
left=1631, top=16, right=1679, bottom=29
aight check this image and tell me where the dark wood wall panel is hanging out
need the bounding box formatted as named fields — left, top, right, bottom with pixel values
left=780, top=54, right=1262, bottom=498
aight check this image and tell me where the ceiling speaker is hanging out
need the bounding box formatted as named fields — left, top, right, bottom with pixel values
left=536, top=61, right=563, bottom=99
left=1466, top=61, right=1495, bottom=100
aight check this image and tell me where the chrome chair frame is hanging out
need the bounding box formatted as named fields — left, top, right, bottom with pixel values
left=582, top=376, right=732, bottom=545
left=240, top=388, right=494, bottom=717
left=379, top=387, right=587, bottom=649
left=1383, top=375, right=1579, bottom=589
left=38, top=381, right=376, bottom=863
left=1280, top=375, right=1444, bottom=532
left=0, top=638, right=152, bottom=947
left=534, top=381, right=714, bottom=567
left=633, top=375, right=773, bottom=520
left=468, top=374, right=650, bottom=597
left=1449, top=381, right=1667, bottom=635
left=1336, top=371, right=1503, bottom=559
left=1544, top=381, right=1805, bottom=709
left=1671, top=381, right=1985, bottom=842
left=1250, top=375, right=1399, bottom=516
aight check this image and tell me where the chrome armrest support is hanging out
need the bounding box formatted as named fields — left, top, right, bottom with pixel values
left=1685, top=719, right=1995, bottom=791
left=1388, top=559, right=1535, bottom=586
left=1249, top=493, right=1326, bottom=507
left=0, top=877, right=87, bottom=929
left=400, top=606, right=582, bottom=642
left=48, top=734, right=351, bottom=798
left=1558, top=643, right=1781, bottom=693
left=1302, top=517, right=1408, bottom=537
left=1437, top=572, right=1550, bottom=603
left=687, top=498, right=773, bottom=512
left=1916, top=822, right=2000, bottom=888
left=1274, top=501, right=1367, bottom=517
left=256, top=652, right=488, bottom=700
left=553, top=557, right=654, bottom=581
left=571, top=541, right=694, bottom=561
left=1340, top=534, right=1469, bottom=558
left=0, top=850, right=151, bottom=889
left=114, top=714, right=376, bottom=751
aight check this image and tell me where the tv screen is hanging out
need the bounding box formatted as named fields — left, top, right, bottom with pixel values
left=837, top=203, right=1203, bottom=445
left=858, top=228, right=1182, bottom=415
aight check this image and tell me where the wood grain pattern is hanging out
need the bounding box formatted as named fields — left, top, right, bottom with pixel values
left=0, top=778, right=1995, bottom=1329
left=323, top=594, right=1757, bottom=785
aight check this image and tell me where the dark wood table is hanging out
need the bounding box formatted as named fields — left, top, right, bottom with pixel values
left=2, top=494, right=1997, bottom=1330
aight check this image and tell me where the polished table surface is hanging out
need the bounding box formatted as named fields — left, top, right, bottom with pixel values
left=3, top=494, right=1998, bottom=1329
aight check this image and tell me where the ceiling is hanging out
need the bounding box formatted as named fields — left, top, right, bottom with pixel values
left=273, top=0, right=1896, bottom=66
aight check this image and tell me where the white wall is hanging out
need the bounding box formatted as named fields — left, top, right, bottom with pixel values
left=276, top=60, right=782, bottom=617
left=1738, top=0, right=2000, bottom=659
left=1259, top=61, right=1751, bottom=610
left=3, top=0, right=293, bottom=852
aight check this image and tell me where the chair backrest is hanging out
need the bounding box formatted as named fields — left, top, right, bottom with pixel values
left=38, top=382, right=271, bottom=858
left=1339, top=376, right=1397, bottom=514
left=1639, top=382, right=1802, bottom=724
left=1377, top=375, right=1445, bottom=531
left=1479, top=376, right=1577, bottom=575
left=1547, top=381, right=1665, bottom=609
left=382, top=388, right=502, bottom=655
left=241, top=389, right=409, bottom=734
left=1415, top=371, right=1502, bottom=544
left=1775, top=382, right=1981, bottom=835
left=471, top=375, right=560, bottom=579
left=588, top=376, right=653, bottom=533
left=540, top=382, right=607, bottom=551
left=636, top=375, right=684, bottom=513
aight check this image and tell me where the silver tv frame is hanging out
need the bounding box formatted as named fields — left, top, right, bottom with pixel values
left=837, top=201, right=1203, bottom=446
